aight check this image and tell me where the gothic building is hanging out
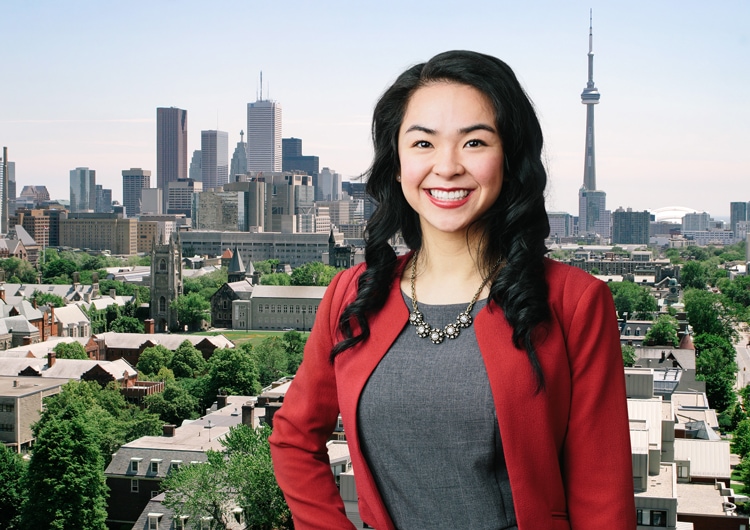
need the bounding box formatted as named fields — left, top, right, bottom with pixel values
left=150, top=232, right=182, bottom=331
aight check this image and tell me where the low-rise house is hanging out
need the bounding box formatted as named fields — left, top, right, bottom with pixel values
left=96, top=332, right=233, bottom=366
left=52, top=304, right=90, bottom=337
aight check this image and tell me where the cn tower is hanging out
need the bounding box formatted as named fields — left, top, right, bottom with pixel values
left=581, top=10, right=600, bottom=192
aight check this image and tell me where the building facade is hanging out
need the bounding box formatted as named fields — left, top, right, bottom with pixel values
left=156, top=107, right=188, bottom=211
left=150, top=233, right=182, bottom=332
left=167, top=178, right=202, bottom=218
left=59, top=212, right=137, bottom=254
left=200, top=130, right=229, bottom=190
left=246, top=99, right=282, bottom=172
left=69, top=167, right=96, bottom=212
left=612, top=208, right=651, bottom=245
left=122, top=168, right=151, bottom=218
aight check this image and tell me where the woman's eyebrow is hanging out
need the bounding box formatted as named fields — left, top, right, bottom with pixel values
left=403, top=124, right=435, bottom=135
left=459, top=123, right=497, bottom=134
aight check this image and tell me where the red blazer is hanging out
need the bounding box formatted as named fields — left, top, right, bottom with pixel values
left=270, top=256, right=636, bottom=530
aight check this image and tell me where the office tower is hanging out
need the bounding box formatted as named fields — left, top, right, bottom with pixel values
left=156, top=107, right=188, bottom=210
left=5, top=158, right=15, bottom=218
left=168, top=178, right=202, bottom=217
left=69, top=167, right=96, bottom=212
left=317, top=167, right=342, bottom=201
left=282, top=137, right=302, bottom=158
left=283, top=137, right=320, bottom=178
left=612, top=208, right=650, bottom=245
left=189, top=150, right=202, bottom=181
left=95, top=185, right=113, bottom=213
left=201, top=130, right=229, bottom=190
left=342, top=181, right=375, bottom=221
left=547, top=212, right=573, bottom=240
left=578, top=188, right=610, bottom=238
left=730, top=202, right=749, bottom=238
left=230, top=130, right=248, bottom=179
left=247, top=99, right=282, bottom=172
left=267, top=173, right=313, bottom=233
left=141, top=189, right=163, bottom=215
left=122, top=168, right=151, bottom=217
left=682, top=212, right=712, bottom=232
left=1, top=147, right=8, bottom=233
left=224, top=177, right=267, bottom=231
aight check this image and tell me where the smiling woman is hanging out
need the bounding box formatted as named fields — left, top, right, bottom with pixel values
left=270, top=50, right=636, bottom=530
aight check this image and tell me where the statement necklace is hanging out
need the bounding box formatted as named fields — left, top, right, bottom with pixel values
left=408, top=252, right=504, bottom=344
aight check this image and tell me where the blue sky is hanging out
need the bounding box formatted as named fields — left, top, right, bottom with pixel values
left=2, top=1, right=748, bottom=217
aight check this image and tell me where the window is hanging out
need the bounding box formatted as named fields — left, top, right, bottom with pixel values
left=625, top=328, right=631, bottom=336
left=0, top=403, right=14, bottom=413
left=131, top=479, right=139, bottom=493
left=635, top=327, right=641, bottom=336
left=148, top=514, right=162, bottom=530
left=175, top=516, right=188, bottom=530
left=637, top=509, right=667, bottom=527
left=233, top=508, right=244, bottom=524
left=130, top=458, right=141, bottom=473
left=678, top=465, right=689, bottom=478
left=0, top=424, right=13, bottom=432
left=159, top=259, right=167, bottom=271
left=170, top=460, right=182, bottom=472
left=150, top=459, right=161, bottom=474
left=222, top=300, right=228, bottom=309
left=159, top=296, right=166, bottom=312
left=201, top=516, right=214, bottom=529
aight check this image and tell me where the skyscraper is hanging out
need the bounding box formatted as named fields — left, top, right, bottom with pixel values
left=201, top=130, right=229, bottom=190
left=612, top=208, right=650, bottom=245
left=157, top=107, right=188, bottom=210
left=122, top=168, right=151, bottom=217
left=69, top=167, right=96, bottom=212
left=230, top=130, right=248, bottom=180
left=730, top=201, right=749, bottom=238
left=1, top=147, right=9, bottom=233
left=247, top=99, right=282, bottom=172
left=282, top=137, right=319, bottom=178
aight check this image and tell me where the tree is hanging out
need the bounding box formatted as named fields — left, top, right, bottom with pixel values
left=143, top=381, right=200, bottom=425
left=171, top=293, right=211, bottom=331
left=720, top=275, right=750, bottom=308
left=282, top=330, right=306, bottom=374
left=644, top=315, right=679, bottom=347
left=290, top=262, right=340, bottom=286
left=253, top=259, right=280, bottom=275
left=260, top=272, right=292, bottom=286
left=695, top=333, right=738, bottom=414
left=137, top=345, right=173, bottom=376
left=0, top=257, right=38, bottom=283
left=110, top=315, right=145, bottom=333
left=680, top=261, right=708, bottom=289
left=608, top=281, right=658, bottom=320
left=252, top=337, right=289, bottom=387
left=169, top=340, right=208, bottom=378
left=162, top=425, right=291, bottom=530
left=53, top=341, right=88, bottom=360
left=621, top=344, right=637, bottom=368
left=0, top=444, right=25, bottom=529
left=207, top=347, right=261, bottom=398
left=21, top=404, right=108, bottom=530
left=28, top=291, right=66, bottom=308
left=684, top=289, right=738, bottom=343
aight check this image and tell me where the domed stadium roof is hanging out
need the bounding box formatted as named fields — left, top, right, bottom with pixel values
left=650, top=206, right=699, bottom=224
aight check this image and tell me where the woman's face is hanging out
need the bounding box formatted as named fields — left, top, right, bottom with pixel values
left=398, top=82, right=504, bottom=240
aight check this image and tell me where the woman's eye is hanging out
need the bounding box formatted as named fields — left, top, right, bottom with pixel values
left=465, top=139, right=486, bottom=148
left=413, top=140, right=432, bottom=148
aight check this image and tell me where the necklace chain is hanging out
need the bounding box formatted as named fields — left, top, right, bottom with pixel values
left=408, top=252, right=504, bottom=344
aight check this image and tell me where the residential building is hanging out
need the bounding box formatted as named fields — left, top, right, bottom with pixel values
left=682, top=212, right=712, bottom=232
left=96, top=332, right=232, bottom=367
left=612, top=208, right=651, bottom=245
left=122, top=168, right=151, bottom=218
left=59, top=212, right=138, bottom=255
left=156, top=107, right=188, bottom=211
left=0, top=376, right=67, bottom=453
left=201, top=130, right=229, bottom=190
left=69, top=167, right=96, bottom=212
left=246, top=99, right=282, bottom=172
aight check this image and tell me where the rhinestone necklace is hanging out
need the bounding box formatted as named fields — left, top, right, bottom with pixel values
left=408, top=252, right=504, bottom=344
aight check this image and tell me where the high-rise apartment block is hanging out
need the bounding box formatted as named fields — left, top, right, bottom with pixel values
left=612, top=208, right=650, bottom=245
left=122, top=168, right=151, bottom=218
left=156, top=107, right=188, bottom=210
left=246, top=100, right=282, bottom=172
left=69, top=167, right=96, bottom=212
left=200, top=130, right=229, bottom=190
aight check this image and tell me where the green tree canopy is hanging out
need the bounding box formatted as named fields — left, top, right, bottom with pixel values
left=282, top=330, right=306, bottom=374
left=137, top=345, right=173, bottom=376
left=645, top=315, right=680, bottom=347
left=694, top=333, right=738, bottom=414
left=143, top=381, right=200, bottom=425
left=169, top=340, right=208, bottom=378
left=110, top=315, right=145, bottom=333
left=21, top=404, right=108, bottom=530
left=162, top=425, right=292, bottom=530
left=253, top=259, right=280, bottom=275
left=680, top=261, right=709, bottom=289
left=53, top=341, right=88, bottom=360
left=290, top=261, right=341, bottom=286
left=684, top=289, right=738, bottom=343
left=252, top=337, right=290, bottom=387
left=171, top=293, right=211, bottom=331
left=621, top=344, right=637, bottom=368
left=260, top=272, right=292, bottom=286
left=0, top=257, right=38, bottom=283
left=28, top=291, right=67, bottom=308
left=0, top=444, right=25, bottom=529
left=608, top=281, right=658, bottom=320
left=207, top=347, right=261, bottom=398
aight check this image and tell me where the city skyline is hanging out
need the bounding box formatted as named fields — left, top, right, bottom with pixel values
left=1, top=1, right=748, bottom=218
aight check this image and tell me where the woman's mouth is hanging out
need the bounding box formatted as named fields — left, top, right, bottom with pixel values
left=428, top=189, right=470, bottom=201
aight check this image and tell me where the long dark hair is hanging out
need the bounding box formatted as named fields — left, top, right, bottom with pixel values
left=332, top=50, right=550, bottom=388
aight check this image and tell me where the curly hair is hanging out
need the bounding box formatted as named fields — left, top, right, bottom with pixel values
left=331, top=50, right=550, bottom=389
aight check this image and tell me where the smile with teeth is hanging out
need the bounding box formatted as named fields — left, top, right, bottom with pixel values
left=428, top=189, right=470, bottom=201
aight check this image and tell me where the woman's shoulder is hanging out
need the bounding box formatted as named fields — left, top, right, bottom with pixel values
left=543, top=257, right=610, bottom=300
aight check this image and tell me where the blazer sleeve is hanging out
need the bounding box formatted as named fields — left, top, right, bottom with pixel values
left=269, top=270, right=357, bottom=530
left=561, top=277, right=637, bottom=529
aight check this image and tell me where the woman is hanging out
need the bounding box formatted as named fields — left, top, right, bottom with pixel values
left=270, top=50, right=635, bottom=530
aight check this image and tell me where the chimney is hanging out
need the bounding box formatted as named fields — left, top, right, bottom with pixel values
left=144, top=319, right=155, bottom=334
left=22, top=336, right=32, bottom=346
left=110, top=288, right=116, bottom=299
left=217, top=390, right=228, bottom=409
left=0, top=287, right=5, bottom=302
left=264, top=402, right=282, bottom=429
left=47, top=351, right=56, bottom=367
left=661, top=350, right=666, bottom=362
left=241, top=402, right=256, bottom=428
left=13, top=380, right=18, bottom=388
left=33, top=298, right=37, bottom=309
left=162, top=424, right=176, bottom=437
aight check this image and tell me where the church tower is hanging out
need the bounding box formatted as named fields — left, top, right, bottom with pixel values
left=150, top=232, right=183, bottom=331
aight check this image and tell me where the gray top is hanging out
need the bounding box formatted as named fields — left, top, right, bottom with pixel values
left=358, top=294, right=517, bottom=530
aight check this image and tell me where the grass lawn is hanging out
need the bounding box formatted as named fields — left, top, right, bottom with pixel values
left=193, top=330, right=309, bottom=348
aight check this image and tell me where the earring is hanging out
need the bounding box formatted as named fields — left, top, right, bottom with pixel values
left=396, top=175, right=401, bottom=182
